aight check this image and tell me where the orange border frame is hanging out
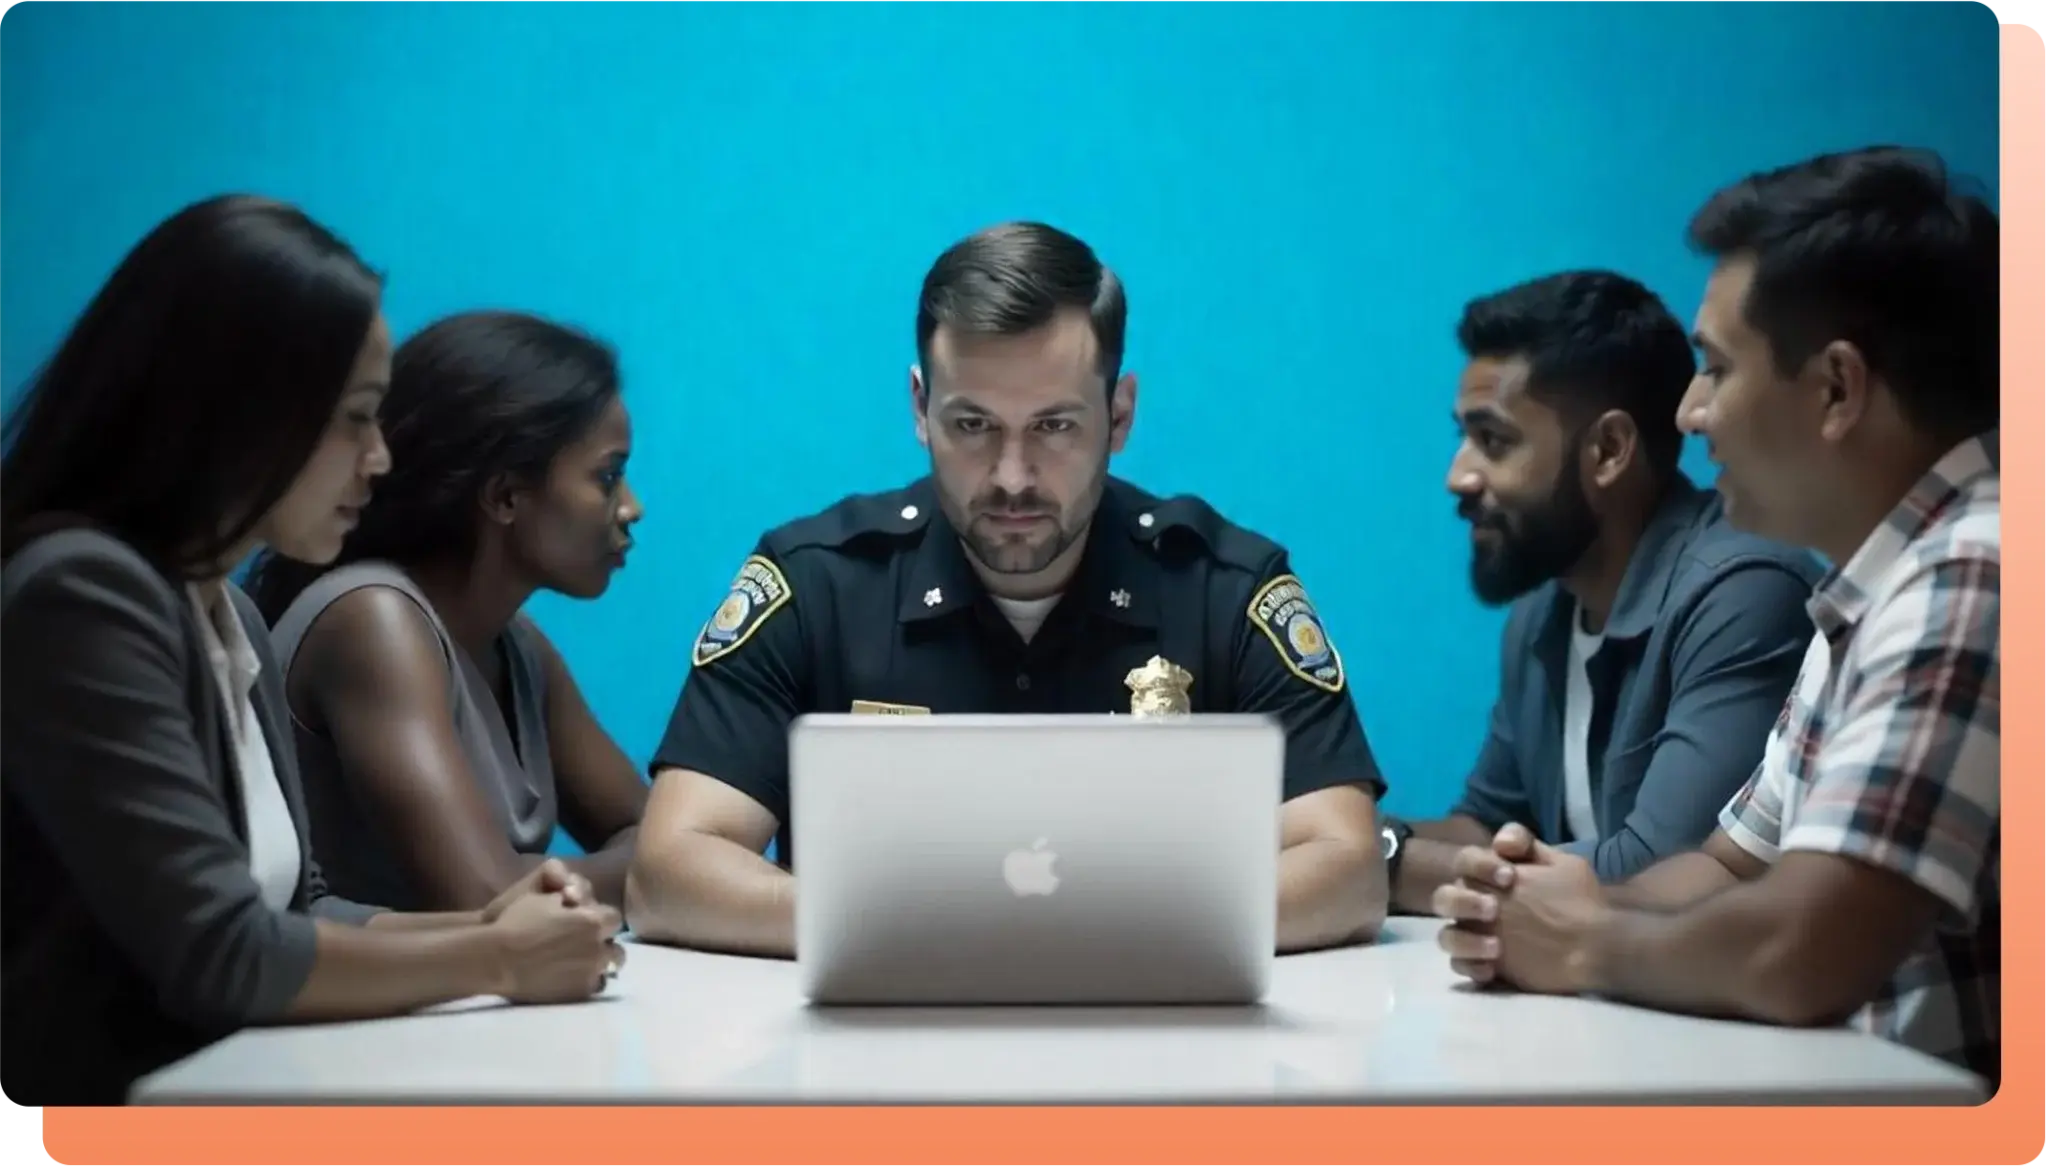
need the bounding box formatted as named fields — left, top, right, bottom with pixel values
left=38, top=22, right=2048, bottom=1168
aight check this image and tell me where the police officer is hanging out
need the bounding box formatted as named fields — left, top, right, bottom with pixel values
left=626, top=222, right=1388, bottom=958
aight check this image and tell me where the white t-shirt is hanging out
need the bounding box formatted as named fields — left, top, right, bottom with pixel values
left=1561, top=604, right=1603, bottom=843
left=189, top=584, right=302, bottom=911
left=992, top=593, right=1061, bottom=642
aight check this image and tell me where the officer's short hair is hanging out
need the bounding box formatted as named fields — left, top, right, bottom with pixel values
left=1455, top=269, right=1696, bottom=480
left=1687, top=145, right=1998, bottom=444
left=916, top=221, right=1126, bottom=393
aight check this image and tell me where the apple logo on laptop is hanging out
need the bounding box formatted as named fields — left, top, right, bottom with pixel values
left=1003, top=838, right=1060, bottom=897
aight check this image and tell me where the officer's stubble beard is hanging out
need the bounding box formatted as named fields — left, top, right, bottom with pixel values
left=947, top=430, right=1113, bottom=591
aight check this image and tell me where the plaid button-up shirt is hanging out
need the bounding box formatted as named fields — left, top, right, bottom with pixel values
left=1719, top=431, right=2000, bottom=1088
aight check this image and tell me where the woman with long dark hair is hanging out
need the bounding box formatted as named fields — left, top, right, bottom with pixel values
left=1, top=196, right=623, bottom=1105
left=246, top=310, right=649, bottom=914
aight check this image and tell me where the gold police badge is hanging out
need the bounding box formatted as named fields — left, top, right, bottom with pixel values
left=1124, top=655, right=1194, bottom=716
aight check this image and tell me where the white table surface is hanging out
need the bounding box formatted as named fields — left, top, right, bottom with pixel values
left=132, top=918, right=1986, bottom=1105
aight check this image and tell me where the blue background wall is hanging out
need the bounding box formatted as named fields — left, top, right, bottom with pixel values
left=1, top=1, right=1998, bottom=837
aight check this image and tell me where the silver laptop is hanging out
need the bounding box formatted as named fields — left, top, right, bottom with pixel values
left=789, top=713, right=1282, bottom=1006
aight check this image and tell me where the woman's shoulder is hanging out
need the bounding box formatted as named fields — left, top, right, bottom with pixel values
left=271, top=560, right=447, bottom=652
left=4, top=525, right=183, bottom=619
left=274, top=559, right=433, bottom=619
left=271, top=567, right=464, bottom=734
left=2, top=527, right=199, bottom=708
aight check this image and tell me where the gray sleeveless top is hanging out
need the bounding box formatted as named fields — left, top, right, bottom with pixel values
left=268, top=561, right=557, bottom=912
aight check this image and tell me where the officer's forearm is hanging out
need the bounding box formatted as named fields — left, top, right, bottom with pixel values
left=1276, top=838, right=1386, bottom=953
left=624, top=831, right=795, bottom=959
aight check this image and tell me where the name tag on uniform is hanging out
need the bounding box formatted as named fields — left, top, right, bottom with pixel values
left=850, top=700, right=931, bottom=716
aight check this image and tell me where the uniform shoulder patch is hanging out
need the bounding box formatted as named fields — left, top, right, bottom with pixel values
left=692, top=554, right=794, bottom=667
left=1246, top=574, right=1345, bottom=693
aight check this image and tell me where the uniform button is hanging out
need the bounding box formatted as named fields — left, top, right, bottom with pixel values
left=1138, top=512, right=1155, bottom=528
left=1015, top=673, right=1031, bottom=691
left=901, top=505, right=919, bottom=520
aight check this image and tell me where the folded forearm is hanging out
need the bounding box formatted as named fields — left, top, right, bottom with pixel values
left=364, top=910, right=485, bottom=932
left=280, top=920, right=504, bottom=1022
left=562, top=829, right=639, bottom=908
left=1608, top=851, right=1743, bottom=912
left=626, top=834, right=794, bottom=958
left=1278, top=839, right=1384, bottom=952
left=1411, top=815, right=1498, bottom=845
left=1586, top=885, right=1790, bottom=1021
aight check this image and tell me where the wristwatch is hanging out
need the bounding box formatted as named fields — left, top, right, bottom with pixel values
left=1379, top=815, right=1413, bottom=883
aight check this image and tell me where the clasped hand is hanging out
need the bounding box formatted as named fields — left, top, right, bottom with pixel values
left=483, top=859, right=628, bottom=1002
left=1430, top=823, right=1609, bottom=996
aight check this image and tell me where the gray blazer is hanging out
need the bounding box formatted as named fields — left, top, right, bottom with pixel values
left=2, top=527, right=380, bottom=1104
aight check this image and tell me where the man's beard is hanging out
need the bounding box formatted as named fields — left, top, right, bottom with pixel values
left=943, top=462, right=1105, bottom=578
left=1461, top=466, right=1598, bottom=607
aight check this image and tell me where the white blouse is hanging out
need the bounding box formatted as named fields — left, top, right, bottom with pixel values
left=189, top=584, right=302, bottom=911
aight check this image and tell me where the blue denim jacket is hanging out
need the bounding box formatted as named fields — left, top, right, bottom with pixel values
left=1453, top=479, right=1823, bottom=881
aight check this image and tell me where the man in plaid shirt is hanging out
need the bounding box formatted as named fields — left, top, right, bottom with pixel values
left=1429, top=145, right=2001, bottom=1092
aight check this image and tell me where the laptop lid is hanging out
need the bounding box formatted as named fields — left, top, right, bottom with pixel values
left=790, top=713, right=1283, bottom=1005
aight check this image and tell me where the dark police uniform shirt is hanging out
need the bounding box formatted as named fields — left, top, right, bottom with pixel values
left=651, top=476, right=1385, bottom=866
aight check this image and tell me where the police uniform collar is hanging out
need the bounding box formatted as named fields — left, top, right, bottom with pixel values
left=897, top=479, right=977, bottom=623
left=895, top=478, right=1161, bottom=627
left=1081, top=478, right=1162, bottom=627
